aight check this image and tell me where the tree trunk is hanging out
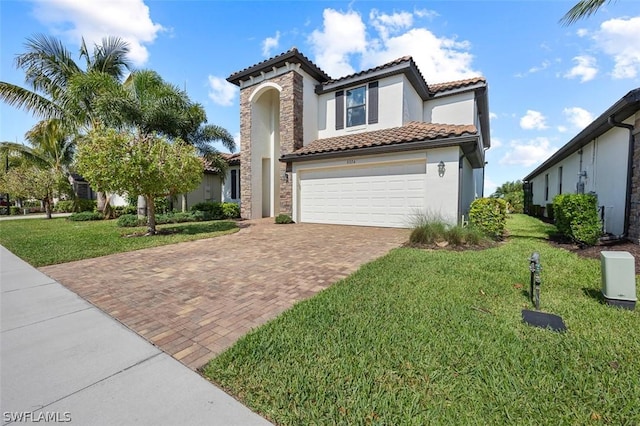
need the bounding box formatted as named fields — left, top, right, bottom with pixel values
left=44, top=197, right=52, bottom=219
left=145, top=195, right=156, bottom=235
left=181, top=194, right=187, bottom=212
left=97, top=192, right=106, bottom=212
left=137, top=195, right=147, bottom=218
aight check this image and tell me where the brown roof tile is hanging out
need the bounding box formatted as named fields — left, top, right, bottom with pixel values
left=429, top=76, right=486, bottom=94
left=323, top=56, right=416, bottom=85
left=203, top=152, right=240, bottom=172
left=289, top=122, right=477, bottom=157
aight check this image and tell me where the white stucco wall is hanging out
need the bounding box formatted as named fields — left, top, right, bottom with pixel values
left=182, top=173, right=222, bottom=210
left=222, top=165, right=241, bottom=204
left=424, top=146, right=461, bottom=223
left=528, top=122, right=631, bottom=235
left=317, top=74, right=405, bottom=139
left=424, top=92, right=475, bottom=125
left=301, top=70, right=319, bottom=146
left=460, top=155, right=475, bottom=220
left=402, top=75, right=423, bottom=124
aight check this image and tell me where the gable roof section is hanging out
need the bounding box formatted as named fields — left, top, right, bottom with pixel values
left=203, top=152, right=241, bottom=173
left=227, top=48, right=330, bottom=86
left=429, top=76, right=486, bottom=95
left=523, top=88, right=640, bottom=181
left=281, top=121, right=483, bottom=167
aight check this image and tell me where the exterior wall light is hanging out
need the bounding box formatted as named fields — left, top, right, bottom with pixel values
left=438, top=161, right=446, bottom=177
left=282, top=172, right=289, bottom=183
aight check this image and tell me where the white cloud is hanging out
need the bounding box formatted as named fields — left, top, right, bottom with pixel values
left=490, top=137, right=502, bottom=149
left=563, top=107, right=594, bottom=129
left=233, top=132, right=241, bottom=148
left=308, top=9, right=368, bottom=77
left=557, top=125, right=568, bottom=133
left=484, top=178, right=498, bottom=197
left=308, top=8, right=480, bottom=83
left=520, top=110, right=548, bottom=130
left=594, top=16, right=640, bottom=79
left=208, top=76, right=237, bottom=106
left=31, top=0, right=164, bottom=66
left=576, top=28, right=589, bottom=37
left=262, top=31, right=280, bottom=57
left=500, top=138, right=558, bottom=167
left=370, top=9, right=413, bottom=40
left=564, top=55, right=598, bottom=82
left=489, top=112, right=498, bottom=120
left=515, top=60, right=551, bottom=78
left=414, top=8, right=439, bottom=19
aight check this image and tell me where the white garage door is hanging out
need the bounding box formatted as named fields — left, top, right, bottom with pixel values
left=299, top=161, right=426, bottom=228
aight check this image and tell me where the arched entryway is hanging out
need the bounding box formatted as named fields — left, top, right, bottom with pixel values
left=250, top=84, right=281, bottom=218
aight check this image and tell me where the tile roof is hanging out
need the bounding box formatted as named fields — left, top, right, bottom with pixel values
left=203, top=152, right=240, bottom=172
left=227, top=48, right=330, bottom=85
left=289, top=122, right=477, bottom=157
left=429, top=76, right=486, bottom=94
left=323, top=56, right=416, bottom=85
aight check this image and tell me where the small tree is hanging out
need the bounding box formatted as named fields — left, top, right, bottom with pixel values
left=0, top=164, right=62, bottom=218
left=76, top=128, right=202, bottom=235
left=491, top=180, right=524, bottom=214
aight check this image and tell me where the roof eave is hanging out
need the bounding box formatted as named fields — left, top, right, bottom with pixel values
left=523, top=88, right=640, bottom=181
left=280, top=135, right=482, bottom=167
left=315, top=61, right=430, bottom=99
left=227, top=50, right=330, bottom=86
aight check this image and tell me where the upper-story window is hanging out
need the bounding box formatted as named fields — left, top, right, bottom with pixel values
left=346, top=86, right=366, bottom=127
left=335, top=82, right=378, bottom=130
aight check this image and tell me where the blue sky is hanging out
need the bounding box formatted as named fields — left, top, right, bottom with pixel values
left=2, top=0, right=640, bottom=195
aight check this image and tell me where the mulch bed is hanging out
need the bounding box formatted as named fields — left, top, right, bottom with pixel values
left=548, top=236, right=640, bottom=275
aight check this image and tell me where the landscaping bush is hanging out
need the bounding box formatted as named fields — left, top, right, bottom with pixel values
left=553, top=193, right=601, bottom=245
left=54, top=200, right=75, bottom=213
left=275, top=214, right=294, bottom=224
left=113, top=205, right=137, bottom=218
left=10, top=206, right=20, bottom=215
left=191, top=201, right=224, bottom=220
left=409, top=213, right=490, bottom=246
left=221, top=202, right=240, bottom=219
left=117, top=214, right=145, bottom=227
left=67, top=211, right=104, bottom=221
left=75, top=199, right=97, bottom=212
left=468, top=198, right=507, bottom=240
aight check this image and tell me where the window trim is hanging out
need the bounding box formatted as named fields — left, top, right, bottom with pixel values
left=346, top=85, right=366, bottom=128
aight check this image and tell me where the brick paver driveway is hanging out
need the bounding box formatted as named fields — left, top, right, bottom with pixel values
left=40, top=220, right=408, bottom=369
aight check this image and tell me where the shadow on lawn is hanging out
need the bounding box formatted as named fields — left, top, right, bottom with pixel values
left=163, top=221, right=237, bottom=235
left=582, top=287, right=606, bottom=305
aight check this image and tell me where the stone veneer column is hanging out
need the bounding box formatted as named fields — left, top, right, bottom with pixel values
left=628, top=115, right=640, bottom=244
left=239, top=87, right=252, bottom=219
left=237, top=70, right=304, bottom=219
left=278, top=71, right=303, bottom=216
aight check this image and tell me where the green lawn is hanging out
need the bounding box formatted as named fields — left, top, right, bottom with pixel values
left=202, top=215, right=640, bottom=425
left=0, top=217, right=238, bottom=266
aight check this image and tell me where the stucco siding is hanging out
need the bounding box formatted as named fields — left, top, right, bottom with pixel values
left=528, top=123, right=631, bottom=235
left=301, top=71, right=319, bottom=146
left=424, top=92, right=475, bottom=125
left=317, top=74, right=404, bottom=139
left=402, top=75, right=423, bottom=124
left=183, top=173, right=222, bottom=209
left=460, top=155, right=475, bottom=220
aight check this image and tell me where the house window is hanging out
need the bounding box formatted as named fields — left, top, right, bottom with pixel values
left=558, top=166, right=563, bottom=195
left=346, top=86, right=366, bottom=127
left=231, top=169, right=238, bottom=200
left=544, top=173, right=549, bottom=201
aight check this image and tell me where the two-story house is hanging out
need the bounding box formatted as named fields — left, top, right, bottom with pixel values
left=227, top=48, right=490, bottom=228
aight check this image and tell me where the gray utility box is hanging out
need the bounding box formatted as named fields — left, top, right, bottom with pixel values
left=601, top=251, right=637, bottom=310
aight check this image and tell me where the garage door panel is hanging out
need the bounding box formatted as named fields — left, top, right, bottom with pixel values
left=299, top=161, right=427, bottom=228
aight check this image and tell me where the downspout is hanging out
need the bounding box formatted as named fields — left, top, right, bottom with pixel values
left=607, top=116, right=634, bottom=239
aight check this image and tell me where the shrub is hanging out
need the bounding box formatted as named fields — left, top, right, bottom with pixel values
left=409, top=214, right=490, bottom=247
left=275, top=214, right=294, bottom=224
left=113, top=205, right=137, bottom=218
left=546, top=203, right=554, bottom=221
left=191, top=201, right=223, bottom=220
left=117, top=214, right=145, bottom=227
left=468, top=198, right=507, bottom=240
left=67, top=211, right=104, bottom=221
left=10, top=206, right=21, bottom=215
left=553, top=194, right=601, bottom=246
left=75, top=199, right=97, bottom=212
left=54, top=200, right=75, bottom=213
left=221, top=202, right=240, bottom=219
left=155, top=197, right=170, bottom=214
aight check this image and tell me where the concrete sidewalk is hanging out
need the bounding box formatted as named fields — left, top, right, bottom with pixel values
left=0, top=246, right=272, bottom=425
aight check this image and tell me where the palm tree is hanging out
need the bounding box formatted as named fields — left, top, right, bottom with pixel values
left=561, top=0, right=616, bottom=25
left=0, top=119, right=74, bottom=218
left=1, top=34, right=132, bottom=213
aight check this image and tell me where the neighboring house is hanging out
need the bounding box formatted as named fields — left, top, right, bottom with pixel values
left=523, top=88, right=640, bottom=243
left=226, top=48, right=491, bottom=228
left=178, top=152, right=241, bottom=210
left=70, top=153, right=241, bottom=210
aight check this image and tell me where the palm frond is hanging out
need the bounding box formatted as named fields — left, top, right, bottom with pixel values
left=560, top=0, right=613, bottom=25
left=0, top=81, right=62, bottom=119
left=91, top=36, right=132, bottom=80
